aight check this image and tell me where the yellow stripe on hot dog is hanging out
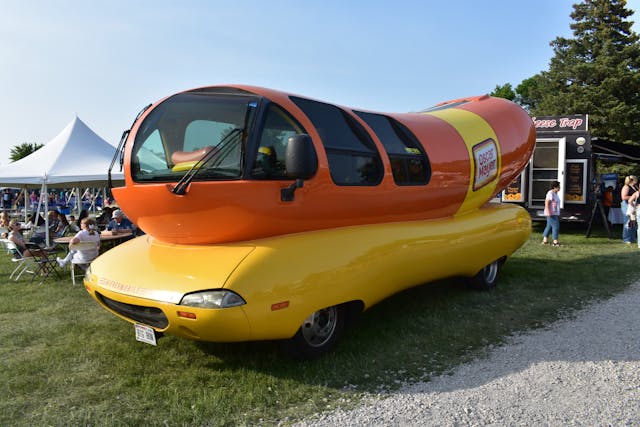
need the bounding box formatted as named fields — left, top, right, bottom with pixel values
left=425, top=108, right=501, bottom=216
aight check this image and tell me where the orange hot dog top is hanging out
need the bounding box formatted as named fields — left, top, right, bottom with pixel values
left=112, top=85, right=535, bottom=244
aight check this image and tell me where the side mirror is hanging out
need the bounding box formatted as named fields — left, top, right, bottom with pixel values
left=285, top=134, right=317, bottom=179
left=281, top=134, right=317, bottom=202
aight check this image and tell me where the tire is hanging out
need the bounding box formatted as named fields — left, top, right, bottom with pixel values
left=468, top=259, right=501, bottom=290
left=283, top=304, right=345, bottom=360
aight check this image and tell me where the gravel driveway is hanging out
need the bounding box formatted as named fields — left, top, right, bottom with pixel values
left=296, top=282, right=640, bottom=426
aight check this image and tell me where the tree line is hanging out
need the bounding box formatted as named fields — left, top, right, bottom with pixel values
left=491, top=0, right=640, bottom=153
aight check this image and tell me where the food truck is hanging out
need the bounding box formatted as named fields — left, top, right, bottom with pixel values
left=83, top=85, right=536, bottom=358
left=501, top=114, right=594, bottom=221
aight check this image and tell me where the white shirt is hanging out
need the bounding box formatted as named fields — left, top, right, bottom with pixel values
left=71, top=229, right=101, bottom=263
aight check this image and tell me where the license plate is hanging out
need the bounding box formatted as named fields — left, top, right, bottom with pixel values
left=134, top=323, right=157, bottom=346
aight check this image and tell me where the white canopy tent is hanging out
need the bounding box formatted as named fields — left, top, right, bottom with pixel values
left=0, top=116, right=124, bottom=245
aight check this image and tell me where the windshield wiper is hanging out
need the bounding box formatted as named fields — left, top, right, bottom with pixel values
left=171, top=128, right=242, bottom=195
left=171, top=100, right=257, bottom=195
left=171, top=101, right=258, bottom=195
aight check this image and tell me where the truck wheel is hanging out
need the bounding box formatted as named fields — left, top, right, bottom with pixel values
left=284, top=304, right=345, bottom=360
left=468, top=259, right=501, bottom=290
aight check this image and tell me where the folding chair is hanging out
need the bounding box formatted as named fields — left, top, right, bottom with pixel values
left=68, top=240, right=100, bottom=285
left=1, top=238, right=37, bottom=281
left=28, top=245, right=62, bottom=282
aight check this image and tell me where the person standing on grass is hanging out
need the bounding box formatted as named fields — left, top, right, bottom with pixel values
left=542, top=181, right=562, bottom=247
left=626, top=188, right=640, bottom=248
left=620, top=175, right=639, bottom=244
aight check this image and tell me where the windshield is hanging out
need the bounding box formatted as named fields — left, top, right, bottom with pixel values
left=131, top=92, right=259, bottom=182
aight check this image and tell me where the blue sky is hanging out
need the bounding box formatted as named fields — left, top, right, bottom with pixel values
left=1, top=0, right=639, bottom=164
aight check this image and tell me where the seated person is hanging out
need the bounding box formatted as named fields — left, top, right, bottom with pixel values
left=67, top=215, right=80, bottom=234
left=25, top=212, right=45, bottom=229
left=7, top=220, right=45, bottom=258
left=105, top=209, right=135, bottom=234
left=55, top=213, right=71, bottom=237
left=96, top=207, right=114, bottom=229
left=57, top=218, right=101, bottom=268
left=0, top=211, right=10, bottom=228
left=24, top=213, right=47, bottom=243
left=47, top=210, right=61, bottom=235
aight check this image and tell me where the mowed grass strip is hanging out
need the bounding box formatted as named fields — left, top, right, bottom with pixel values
left=0, top=223, right=636, bottom=426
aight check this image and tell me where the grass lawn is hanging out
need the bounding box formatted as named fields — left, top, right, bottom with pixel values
left=0, top=222, right=637, bottom=426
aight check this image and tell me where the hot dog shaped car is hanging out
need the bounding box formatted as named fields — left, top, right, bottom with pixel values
left=84, top=85, right=535, bottom=358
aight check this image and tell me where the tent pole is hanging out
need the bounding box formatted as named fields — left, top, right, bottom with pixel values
left=43, top=182, right=49, bottom=247
left=23, top=187, right=27, bottom=222
left=87, top=188, right=96, bottom=213
left=81, top=188, right=87, bottom=215
left=35, top=186, right=42, bottom=221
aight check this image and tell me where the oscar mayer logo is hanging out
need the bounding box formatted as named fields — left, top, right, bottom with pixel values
left=472, top=138, right=498, bottom=191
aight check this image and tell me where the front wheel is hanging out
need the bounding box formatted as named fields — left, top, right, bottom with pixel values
left=468, top=259, right=501, bottom=290
left=283, top=304, right=345, bottom=360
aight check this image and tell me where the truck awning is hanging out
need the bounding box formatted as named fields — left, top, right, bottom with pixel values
left=591, top=137, right=640, bottom=162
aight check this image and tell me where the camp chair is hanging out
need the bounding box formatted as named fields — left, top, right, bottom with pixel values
left=1, top=238, right=38, bottom=281
left=68, top=240, right=100, bottom=285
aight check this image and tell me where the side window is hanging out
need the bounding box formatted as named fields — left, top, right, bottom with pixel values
left=354, top=111, right=431, bottom=186
left=291, top=97, right=383, bottom=186
left=252, top=105, right=306, bottom=179
left=133, top=129, right=169, bottom=174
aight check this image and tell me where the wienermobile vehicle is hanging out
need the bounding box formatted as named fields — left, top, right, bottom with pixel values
left=84, top=85, right=536, bottom=359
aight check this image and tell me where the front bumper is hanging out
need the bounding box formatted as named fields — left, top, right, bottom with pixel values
left=83, top=236, right=255, bottom=342
left=85, top=279, right=253, bottom=342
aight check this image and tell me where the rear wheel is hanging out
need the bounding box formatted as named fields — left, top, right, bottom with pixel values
left=468, top=259, right=501, bottom=290
left=283, top=304, right=345, bottom=360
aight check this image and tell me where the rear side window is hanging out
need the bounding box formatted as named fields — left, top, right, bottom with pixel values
left=291, top=97, right=383, bottom=186
left=354, top=111, right=431, bottom=186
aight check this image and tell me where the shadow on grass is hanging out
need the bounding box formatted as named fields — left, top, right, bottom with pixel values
left=182, top=238, right=637, bottom=394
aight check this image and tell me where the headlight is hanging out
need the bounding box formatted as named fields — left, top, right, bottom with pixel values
left=84, top=265, right=95, bottom=283
left=180, top=290, right=246, bottom=308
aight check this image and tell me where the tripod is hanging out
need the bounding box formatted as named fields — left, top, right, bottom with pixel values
left=585, top=196, right=612, bottom=238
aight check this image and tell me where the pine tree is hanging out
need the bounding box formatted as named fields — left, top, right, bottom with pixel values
left=524, top=0, right=640, bottom=143
left=9, top=142, right=43, bottom=162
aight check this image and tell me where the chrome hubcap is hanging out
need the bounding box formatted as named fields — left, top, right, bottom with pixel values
left=484, top=261, right=498, bottom=284
left=301, top=306, right=338, bottom=347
